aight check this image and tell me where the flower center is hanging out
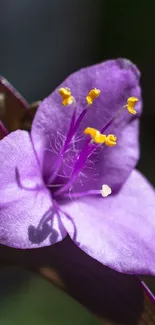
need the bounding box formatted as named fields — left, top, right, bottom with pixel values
left=16, top=88, right=138, bottom=202
left=46, top=88, right=138, bottom=200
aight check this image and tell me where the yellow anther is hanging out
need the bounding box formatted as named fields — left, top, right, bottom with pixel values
left=59, top=87, right=74, bottom=106
left=84, top=127, right=107, bottom=144
left=101, top=184, right=112, bottom=197
left=126, top=97, right=138, bottom=115
left=86, top=88, right=101, bottom=105
left=105, top=134, right=117, bottom=147
left=84, top=127, right=100, bottom=139
left=84, top=128, right=117, bottom=146
left=94, top=133, right=107, bottom=144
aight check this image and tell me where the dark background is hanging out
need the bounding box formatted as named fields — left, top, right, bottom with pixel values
left=0, top=1, right=155, bottom=324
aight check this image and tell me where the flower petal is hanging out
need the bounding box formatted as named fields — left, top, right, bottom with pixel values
left=0, top=130, right=66, bottom=248
left=31, top=58, right=142, bottom=191
left=61, top=169, right=155, bottom=274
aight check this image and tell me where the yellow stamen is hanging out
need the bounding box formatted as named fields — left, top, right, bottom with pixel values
left=94, top=133, right=107, bottom=144
left=126, top=97, right=138, bottom=115
left=105, top=134, right=117, bottom=147
left=101, top=184, right=112, bottom=197
left=84, top=127, right=106, bottom=144
left=59, top=87, right=74, bottom=106
left=84, top=128, right=117, bottom=146
left=84, top=127, right=100, bottom=139
left=86, top=88, right=101, bottom=105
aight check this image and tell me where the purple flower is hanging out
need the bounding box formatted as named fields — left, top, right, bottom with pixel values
left=0, top=58, right=155, bottom=275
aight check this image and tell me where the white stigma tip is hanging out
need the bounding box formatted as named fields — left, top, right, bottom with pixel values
left=101, top=184, right=112, bottom=197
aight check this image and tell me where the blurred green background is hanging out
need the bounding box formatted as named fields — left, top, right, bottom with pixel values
left=0, top=267, right=99, bottom=325
left=0, top=1, right=155, bottom=324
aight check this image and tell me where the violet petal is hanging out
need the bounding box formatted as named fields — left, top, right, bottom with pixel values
left=0, top=130, right=67, bottom=248
left=61, top=170, right=155, bottom=274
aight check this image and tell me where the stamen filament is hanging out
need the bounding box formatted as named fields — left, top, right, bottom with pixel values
left=101, top=105, right=126, bottom=133
left=55, top=184, right=112, bottom=199
left=48, top=105, right=88, bottom=185
left=72, top=107, right=88, bottom=134
left=54, top=141, right=94, bottom=196
left=62, top=189, right=103, bottom=199
left=101, top=97, right=138, bottom=133
left=48, top=101, right=77, bottom=184
left=47, top=184, right=64, bottom=188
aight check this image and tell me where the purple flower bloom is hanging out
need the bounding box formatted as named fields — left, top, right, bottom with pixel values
left=0, top=58, right=155, bottom=275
